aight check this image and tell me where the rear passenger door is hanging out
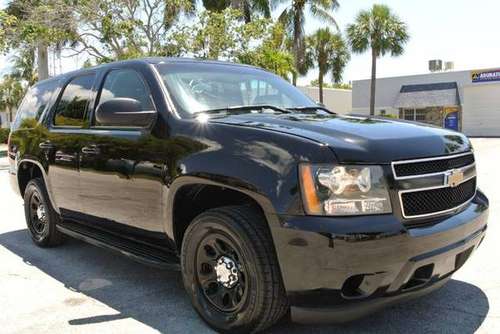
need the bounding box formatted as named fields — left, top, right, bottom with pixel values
left=78, top=68, right=164, bottom=233
left=45, top=73, right=96, bottom=214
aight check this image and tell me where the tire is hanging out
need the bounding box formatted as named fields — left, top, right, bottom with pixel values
left=181, top=205, right=288, bottom=333
left=23, top=177, right=64, bottom=247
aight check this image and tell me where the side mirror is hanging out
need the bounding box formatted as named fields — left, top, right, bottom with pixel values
left=95, top=98, right=156, bottom=127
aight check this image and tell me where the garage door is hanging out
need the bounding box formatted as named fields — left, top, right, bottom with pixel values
left=463, top=84, right=500, bottom=136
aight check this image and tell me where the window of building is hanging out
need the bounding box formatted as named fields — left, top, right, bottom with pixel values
left=53, top=74, right=95, bottom=127
left=401, top=108, right=414, bottom=120
left=399, top=107, right=445, bottom=127
left=415, top=108, right=427, bottom=121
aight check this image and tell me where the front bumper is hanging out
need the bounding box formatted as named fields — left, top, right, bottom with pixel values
left=268, top=190, right=489, bottom=323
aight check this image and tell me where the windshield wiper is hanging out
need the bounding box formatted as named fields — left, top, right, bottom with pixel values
left=193, top=104, right=292, bottom=116
left=287, top=106, right=335, bottom=114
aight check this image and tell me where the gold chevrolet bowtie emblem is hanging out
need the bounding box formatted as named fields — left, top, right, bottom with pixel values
left=446, top=169, right=464, bottom=188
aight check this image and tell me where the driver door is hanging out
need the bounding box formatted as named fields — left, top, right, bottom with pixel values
left=78, top=68, right=164, bottom=233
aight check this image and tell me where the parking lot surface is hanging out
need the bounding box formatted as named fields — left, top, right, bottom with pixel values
left=0, top=138, right=499, bottom=334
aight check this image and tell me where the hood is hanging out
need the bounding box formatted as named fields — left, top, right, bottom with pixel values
left=210, top=113, right=472, bottom=163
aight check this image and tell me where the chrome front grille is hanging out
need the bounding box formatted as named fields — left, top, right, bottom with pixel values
left=393, top=153, right=475, bottom=178
left=392, top=152, right=477, bottom=219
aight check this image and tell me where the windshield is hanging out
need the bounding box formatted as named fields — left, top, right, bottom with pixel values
left=155, top=62, right=317, bottom=117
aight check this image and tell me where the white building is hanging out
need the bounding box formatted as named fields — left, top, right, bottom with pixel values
left=299, top=86, right=352, bottom=115
left=352, top=68, right=500, bottom=136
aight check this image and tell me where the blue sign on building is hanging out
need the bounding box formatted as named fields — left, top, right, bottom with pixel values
left=471, top=69, right=500, bottom=83
left=444, top=112, right=459, bottom=131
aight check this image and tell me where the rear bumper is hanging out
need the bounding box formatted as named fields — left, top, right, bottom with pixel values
left=269, top=190, right=489, bottom=323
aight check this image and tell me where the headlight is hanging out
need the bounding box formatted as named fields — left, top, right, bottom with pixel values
left=299, top=164, right=392, bottom=216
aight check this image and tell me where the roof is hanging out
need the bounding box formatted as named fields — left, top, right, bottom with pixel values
left=142, top=57, right=256, bottom=68
left=37, top=57, right=261, bottom=83
left=394, top=82, right=460, bottom=108
left=399, top=82, right=458, bottom=93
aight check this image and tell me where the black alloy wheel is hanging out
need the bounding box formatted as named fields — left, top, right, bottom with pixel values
left=27, top=190, right=48, bottom=240
left=23, top=178, right=63, bottom=247
left=181, top=205, right=288, bottom=333
left=196, top=233, right=247, bottom=313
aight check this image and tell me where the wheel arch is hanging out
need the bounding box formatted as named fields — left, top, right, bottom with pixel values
left=166, top=176, right=280, bottom=252
left=17, top=159, right=59, bottom=213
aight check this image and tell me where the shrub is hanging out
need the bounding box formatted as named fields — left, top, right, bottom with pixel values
left=0, top=128, right=10, bottom=144
left=379, top=113, right=398, bottom=119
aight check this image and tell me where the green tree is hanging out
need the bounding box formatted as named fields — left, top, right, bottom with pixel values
left=0, top=10, right=17, bottom=51
left=347, top=4, right=409, bottom=116
left=202, top=0, right=230, bottom=11
left=202, top=0, right=270, bottom=22
left=306, top=28, right=349, bottom=103
left=238, top=23, right=295, bottom=80
left=73, top=0, right=196, bottom=62
left=11, top=47, right=37, bottom=85
left=191, top=9, right=268, bottom=60
left=3, top=0, right=77, bottom=81
left=277, top=0, right=340, bottom=85
left=0, top=74, right=25, bottom=125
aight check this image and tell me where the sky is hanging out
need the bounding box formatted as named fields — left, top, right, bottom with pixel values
left=299, top=0, right=500, bottom=84
left=1, top=0, right=500, bottom=85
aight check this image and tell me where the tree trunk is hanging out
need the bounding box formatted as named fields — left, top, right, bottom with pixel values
left=292, top=5, right=303, bottom=87
left=318, top=71, right=324, bottom=103
left=7, top=107, right=12, bottom=127
left=369, top=48, right=377, bottom=116
left=37, top=43, right=49, bottom=81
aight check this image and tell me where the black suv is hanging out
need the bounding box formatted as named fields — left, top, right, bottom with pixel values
left=8, top=58, right=488, bottom=333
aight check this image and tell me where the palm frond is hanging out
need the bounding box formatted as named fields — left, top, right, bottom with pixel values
left=309, top=4, right=338, bottom=30
left=252, top=0, right=271, bottom=18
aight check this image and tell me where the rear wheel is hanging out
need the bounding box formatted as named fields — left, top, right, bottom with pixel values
left=24, top=178, right=63, bottom=247
left=181, top=205, right=288, bottom=333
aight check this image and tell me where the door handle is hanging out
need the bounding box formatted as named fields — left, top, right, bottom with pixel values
left=81, top=145, right=101, bottom=155
left=39, top=141, right=55, bottom=149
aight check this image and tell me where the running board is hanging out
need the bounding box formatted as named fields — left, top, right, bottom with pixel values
left=56, top=221, right=180, bottom=271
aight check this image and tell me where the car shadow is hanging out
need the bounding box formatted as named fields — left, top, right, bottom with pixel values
left=0, top=229, right=489, bottom=334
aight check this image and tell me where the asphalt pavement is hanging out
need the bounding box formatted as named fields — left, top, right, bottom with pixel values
left=0, top=138, right=499, bottom=333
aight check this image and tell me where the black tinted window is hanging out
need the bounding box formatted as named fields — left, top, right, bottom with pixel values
left=13, top=79, right=59, bottom=129
left=95, top=69, right=154, bottom=126
left=53, top=74, right=95, bottom=127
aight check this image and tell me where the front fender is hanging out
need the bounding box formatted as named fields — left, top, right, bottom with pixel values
left=164, top=175, right=279, bottom=243
left=163, top=119, right=337, bottom=244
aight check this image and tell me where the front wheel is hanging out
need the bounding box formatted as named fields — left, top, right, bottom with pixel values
left=181, top=205, right=288, bottom=333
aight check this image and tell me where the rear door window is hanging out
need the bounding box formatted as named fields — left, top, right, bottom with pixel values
left=12, top=79, right=59, bottom=129
left=53, top=74, right=95, bottom=127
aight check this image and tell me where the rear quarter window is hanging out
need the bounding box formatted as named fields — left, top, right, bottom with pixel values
left=53, top=74, right=95, bottom=127
left=12, top=79, right=59, bottom=130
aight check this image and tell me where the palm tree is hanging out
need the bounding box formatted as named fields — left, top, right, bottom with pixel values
left=0, top=75, right=25, bottom=125
left=203, top=0, right=230, bottom=11
left=276, top=0, right=340, bottom=86
left=11, top=47, right=38, bottom=85
left=202, top=0, right=270, bottom=22
left=165, top=0, right=198, bottom=29
left=6, top=0, right=77, bottom=81
left=306, top=28, right=350, bottom=103
left=347, top=4, right=409, bottom=116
